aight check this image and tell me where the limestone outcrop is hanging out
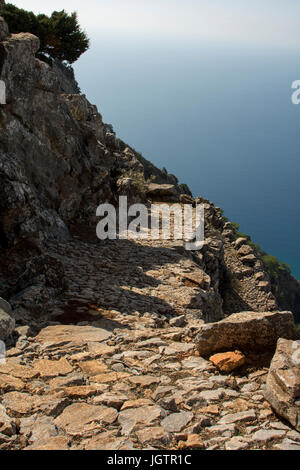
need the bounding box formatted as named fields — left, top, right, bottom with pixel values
left=196, top=311, right=298, bottom=356
left=146, top=183, right=178, bottom=201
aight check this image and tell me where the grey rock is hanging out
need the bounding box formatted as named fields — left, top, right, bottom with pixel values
left=152, top=386, right=176, bottom=401
left=181, top=356, right=215, bottom=372
left=225, top=436, right=249, bottom=450
left=161, top=411, right=193, bottom=433
left=189, top=415, right=212, bottom=431
left=146, top=183, right=178, bottom=201
left=157, top=397, right=177, bottom=412
left=252, top=429, right=286, bottom=443
left=196, top=311, right=297, bottom=356
left=208, top=423, right=236, bottom=437
left=218, top=410, right=257, bottom=425
left=118, top=405, right=163, bottom=436
left=51, top=59, right=80, bottom=94
left=199, top=388, right=225, bottom=402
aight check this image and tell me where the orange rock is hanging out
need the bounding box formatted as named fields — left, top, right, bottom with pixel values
left=209, top=351, right=246, bottom=373
left=24, top=436, right=70, bottom=451
left=178, top=434, right=205, bottom=450
left=77, top=360, right=108, bottom=376
left=0, top=362, right=38, bottom=380
left=90, top=372, right=130, bottom=384
left=33, top=358, right=73, bottom=378
left=54, top=403, right=118, bottom=436
left=120, top=398, right=153, bottom=411
left=0, top=374, right=25, bottom=392
left=224, top=398, right=249, bottom=412
left=62, top=386, right=98, bottom=398
left=128, top=375, right=160, bottom=387
left=198, top=405, right=219, bottom=415
left=35, top=325, right=112, bottom=346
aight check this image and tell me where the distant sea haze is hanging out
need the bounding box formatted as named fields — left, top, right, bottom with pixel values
left=75, top=35, right=300, bottom=280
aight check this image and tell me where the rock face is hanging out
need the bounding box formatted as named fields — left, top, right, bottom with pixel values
left=265, top=338, right=300, bottom=431
left=0, top=297, right=14, bottom=341
left=0, top=17, right=189, bottom=253
left=196, top=311, right=297, bottom=356
left=52, top=59, right=80, bottom=94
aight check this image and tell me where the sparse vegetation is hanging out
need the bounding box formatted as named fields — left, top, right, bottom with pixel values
left=262, top=255, right=291, bottom=280
left=120, top=169, right=153, bottom=198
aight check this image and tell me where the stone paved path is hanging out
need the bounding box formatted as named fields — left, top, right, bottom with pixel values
left=0, top=227, right=299, bottom=450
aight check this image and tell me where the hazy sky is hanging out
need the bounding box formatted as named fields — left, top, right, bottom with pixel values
left=13, top=0, right=300, bottom=48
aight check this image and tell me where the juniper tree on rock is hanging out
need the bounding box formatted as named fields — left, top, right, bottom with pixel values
left=1, top=4, right=89, bottom=64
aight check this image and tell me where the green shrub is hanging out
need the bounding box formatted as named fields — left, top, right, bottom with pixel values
left=262, top=254, right=291, bottom=279
left=1, top=4, right=89, bottom=64
left=231, top=222, right=240, bottom=231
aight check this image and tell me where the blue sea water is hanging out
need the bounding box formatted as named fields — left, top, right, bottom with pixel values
left=74, top=35, right=300, bottom=279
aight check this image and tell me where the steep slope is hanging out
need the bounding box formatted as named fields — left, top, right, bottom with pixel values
left=0, top=17, right=299, bottom=325
left=0, top=20, right=187, bottom=253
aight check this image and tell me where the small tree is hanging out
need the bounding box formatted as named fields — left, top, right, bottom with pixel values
left=44, top=10, right=90, bottom=63
left=1, top=4, right=89, bottom=64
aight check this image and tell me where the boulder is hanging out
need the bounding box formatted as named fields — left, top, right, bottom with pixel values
left=146, top=183, right=178, bottom=201
left=178, top=434, right=205, bottom=450
left=265, top=338, right=300, bottom=431
left=196, top=311, right=297, bottom=356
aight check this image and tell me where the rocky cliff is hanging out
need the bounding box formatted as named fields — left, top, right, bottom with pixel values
left=0, top=18, right=299, bottom=451
left=0, top=17, right=298, bottom=324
